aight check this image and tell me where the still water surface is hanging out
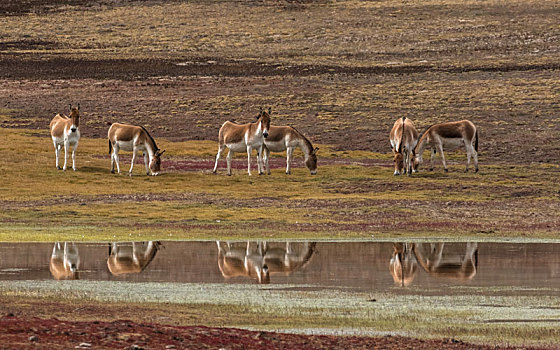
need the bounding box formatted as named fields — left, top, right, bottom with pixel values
left=1, top=241, right=559, bottom=294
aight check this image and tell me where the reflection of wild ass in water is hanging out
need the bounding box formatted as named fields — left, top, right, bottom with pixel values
left=212, top=108, right=271, bottom=176
left=49, top=242, right=80, bottom=280
left=389, top=242, right=478, bottom=286
left=108, top=123, right=165, bottom=176
left=389, top=117, right=418, bottom=175
left=107, top=241, right=161, bottom=275
left=49, top=104, right=81, bottom=171
left=217, top=241, right=270, bottom=284
left=216, top=241, right=317, bottom=283
left=413, top=120, right=479, bottom=173
left=263, top=125, right=318, bottom=175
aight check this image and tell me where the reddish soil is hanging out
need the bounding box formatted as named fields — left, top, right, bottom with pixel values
left=0, top=314, right=540, bottom=350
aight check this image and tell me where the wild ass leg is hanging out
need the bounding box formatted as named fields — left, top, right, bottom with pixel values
left=286, top=147, right=293, bottom=175
left=53, top=140, right=61, bottom=170
left=436, top=143, right=448, bottom=172
left=213, top=144, right=225, bottom=174
left=430, top=148, right=436, bottom=171
left=226, top=149, right=233, bottom=176
left=257, top=146, right=264, bottom=175
left=63, top=140, right=69, bottom=171
left=465, top=144, right=472, bottom=172
left=246, top=146, right=253, bottom=176
left=473, top=147, right=479, bottom=173
left=113, top=146, right=121, bottom=174
left=143, top=152, right=149, bottom=175
left=263, top=147, right=271, bottom=175
left=71, top=142, right=78, bottom=171
left=129, top=148, right=137, bottom=176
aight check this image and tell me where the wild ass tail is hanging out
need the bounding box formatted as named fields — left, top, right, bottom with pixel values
left=108, top=139, right=112, bottom=155
left=474, top=129, right=478, bottom=152
left=398, top=116, right=406, bottom=153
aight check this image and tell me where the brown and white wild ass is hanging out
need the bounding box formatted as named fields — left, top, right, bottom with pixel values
left=49, top=242, right=80, bottom=280
left=49, top=104, right=81, bottom=171
left=389, top=117, right=419, bottom=175
left=108, top=123, right=165, bottom=176
left=212, top=108, right=271, bottom=176
left=263, top=125, right=318, bottom=175
left=262, top=242, right=317, bottom=276
left=217, top=241, right=270, bottom=284
left=107, top=241, right=161, bottom=276
left=413, top=120, right=478, bottom=173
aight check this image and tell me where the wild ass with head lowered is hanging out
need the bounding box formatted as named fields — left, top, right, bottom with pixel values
left=108, top=123, right=165, bottom=176
left=413, top=120, right=478, bottom=173
left=107, top=241, right=161, bottom=276
left=49, top=104, right=81, bottom=171
left=212, top=108, right=271, bottom=176
left=263, top=125, right=318, bottom=175
left=390, top=117, right=419, bottom=175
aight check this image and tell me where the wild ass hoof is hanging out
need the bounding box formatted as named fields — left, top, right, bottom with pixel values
left=475, top=168, right=479, bottom=173
left=258, top=172, right=264, bottom=175
left=444, top=168, right=449, bottom=173
left=57, top=166, right=62, bottom=170
left=111, top=170, right=115, bottom=174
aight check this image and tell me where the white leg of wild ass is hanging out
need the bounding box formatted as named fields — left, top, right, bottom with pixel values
left=437, top=144, right=448, bottom=172
left=246, top=146, right=253, bottom=176
left=71, top=143, right=78, bottom=171
left=213, top=145, right=225, bottom=174
left=430, top=148, right=436, bottom=171
left=263, top=147, right=271, bottom=175
left=286, top=147, right=294, bottom=175
left=143, top=152, right=149, bottom=175
left=114, top=147, right=121, bottom=174
left=473, top=147, right=479, bottom=173
left=226, top=149, right=233, bottom=176
left=63, top=141, right=69, bottom=171
left=129, top=148, right=137, bottom=176
left=257, top=146, right=264, bottom=175
left=53, top=140, right=61, bottom=170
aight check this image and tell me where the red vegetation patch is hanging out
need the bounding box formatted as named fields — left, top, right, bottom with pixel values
left=0, top=314, right=536, bottom=350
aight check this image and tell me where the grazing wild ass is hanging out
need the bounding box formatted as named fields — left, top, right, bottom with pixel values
left=49, top=104, right=81, bottom=171
left=216, top=241, right=270, bottom=284
left=263, top=125, right=318, bottom=175
left=49, top=242, right=80, bottom=280
left=212, top=108, right=271, bottom=176
left=389, top=117, right=419, bottom=175
left=107, top=241, right=161, bottom=275
left=108, top=123, right=165, bottom=176
left=413, top=120, right=478, bottom=173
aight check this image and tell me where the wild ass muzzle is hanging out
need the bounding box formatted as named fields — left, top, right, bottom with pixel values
left=49, top=104, right=81, bottom=171
left=108, top=123, right=165, bottom=176
left=263, top=125, right=318, bottom=175
left=212, top=107, right=271, bottom=176
left=390, top=117, right=419, bottom=175
left=413, top=120, right=478, bottom=173
left=49, top=242, right=80, bottom=280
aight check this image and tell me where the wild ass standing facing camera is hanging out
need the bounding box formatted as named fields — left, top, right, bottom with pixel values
left=49, top=242, right=80, bottom=280
left=108, top=123, right=165, bottom=176
left=413, top=120, right=478, bottom=173
left=216, top=241, right=270, bottom=284
left=389, top=117, right=419, bottom=175
left=212, top=108, right=271, bottom=176
left=49, top=104, right=81, bottom=171
left=263, top=125, right=318, bottom=175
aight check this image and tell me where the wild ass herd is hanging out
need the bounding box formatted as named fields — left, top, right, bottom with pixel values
left=50, top=105, right=478, bottom=176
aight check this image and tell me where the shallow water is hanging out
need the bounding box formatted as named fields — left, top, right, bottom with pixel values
left=1, top=241, right=559, bottom=295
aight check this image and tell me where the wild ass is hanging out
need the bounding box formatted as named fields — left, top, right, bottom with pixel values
left=108, top=123, right=165, bottom=176
left=389, top=117, right=419, bottom=175
left=263, top=125, right=318, bottom=175
left=216, top=241, right=270, bottom=284
left=413, top=243, right=478, bottom=281
left=49, top=104, right=81, bottom=171
left=212, top=108, right=271, bottom=176
left=389, top=243, right=417, bottom=287
left=107, top=241, right=161, bottom=276
left=413, top=120, right=478, bottom=173
left=49, top=242, right=80, bottom=280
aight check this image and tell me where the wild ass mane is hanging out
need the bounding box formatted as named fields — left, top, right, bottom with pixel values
left=140, top=126, right=158, bottom=151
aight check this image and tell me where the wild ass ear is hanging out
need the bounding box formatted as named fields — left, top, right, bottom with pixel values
left=158, top=150, right=166, bottom=156
left=69, top=104, right=72, bottom=112
left=77, top=103, right=80, bottom=111
left=313, top=147, right=319, bottom=154
left=268, top=107, right=272, bottom=115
